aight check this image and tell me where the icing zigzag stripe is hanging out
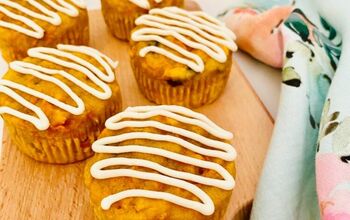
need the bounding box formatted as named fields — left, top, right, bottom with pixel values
left=0, top=44, right=118, bottom=130
left=131, top=7, right=237, bottom=72
left=90, top=105, right=236, bottom=216
left=0, top=0, right=86, bottom=38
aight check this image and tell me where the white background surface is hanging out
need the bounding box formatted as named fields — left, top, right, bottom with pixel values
left=0, top=0, right=281, bottom=152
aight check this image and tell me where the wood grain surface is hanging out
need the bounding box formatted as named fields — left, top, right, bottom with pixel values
left=0, top=10, right=274, bottom=220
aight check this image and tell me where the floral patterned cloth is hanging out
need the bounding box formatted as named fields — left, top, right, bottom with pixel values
left=316, top=35, right=350, bottom=220
left=223, top=0, right=345, bottom=219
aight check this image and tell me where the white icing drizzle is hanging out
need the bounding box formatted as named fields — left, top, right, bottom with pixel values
left=131, top=7, right=237, bottom=72
left=0, top=0, right=86, bottom=39
left=128, top=0, right=163, bottom=10
left=0, top=44, right=118, bottom=130
left=90, top=105, right=236, bottom=216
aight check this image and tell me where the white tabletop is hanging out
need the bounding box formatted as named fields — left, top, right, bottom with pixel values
left=192, top=0, right=282, bottom=119
left=236, top=52, right=281, bottom=118
left=0, top=0, right=281, bottom=153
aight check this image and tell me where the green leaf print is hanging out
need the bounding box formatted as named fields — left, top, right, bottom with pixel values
left=330, top=112, right=340, bottom=121
left=282, top=66, right=301, bottom=87
left=320, top=17, right=337, bottom=40
left=333, top=117, right=350, bottom=159
left=318, top=99, right=340, bottom=151
left=313, top=29, right=341, bottom=70
left=325, top=122, right=339, bottom=136
left=285, top=13, right=310, bottom=43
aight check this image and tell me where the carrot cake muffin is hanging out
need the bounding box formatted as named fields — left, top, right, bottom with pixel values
left=101, top=0, right=184, bottom=40
left=0, top=0, right=89, bottom=62
left=0, top=44, right=122, bottom=164
left=130, top=7, right=238, bottom=108
left=85, top=105, right=236, bottom=219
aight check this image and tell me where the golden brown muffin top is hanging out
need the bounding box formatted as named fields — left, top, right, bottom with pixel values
left=102, top=0, right=184, bottom=14
left=0, top=0, right=86, bottom=39
left=130, top=7, right=237, bottom=82
left=85, top=105, right=236, bottom=219
left=0, top=44, right=120, bottom=131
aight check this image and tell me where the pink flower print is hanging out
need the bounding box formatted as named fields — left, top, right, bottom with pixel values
left=317, top=153, right=350, bottom=218
left=225, top=6, right=293, bottom=68
left=323, top=213, right=350, bottom=220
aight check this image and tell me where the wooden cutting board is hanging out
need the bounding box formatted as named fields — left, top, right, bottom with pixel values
left=0, top=10, right=274, bottom=220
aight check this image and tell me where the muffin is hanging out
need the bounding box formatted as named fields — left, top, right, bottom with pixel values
left=0, top=44, right=122, bottom=164
left=0, top=0, right=89, bottom=62
left=85, top=105, right=236, bottom=219
left=130, top=7, right=237, bottom=108
left=101, top=0, right=184, bottom=40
